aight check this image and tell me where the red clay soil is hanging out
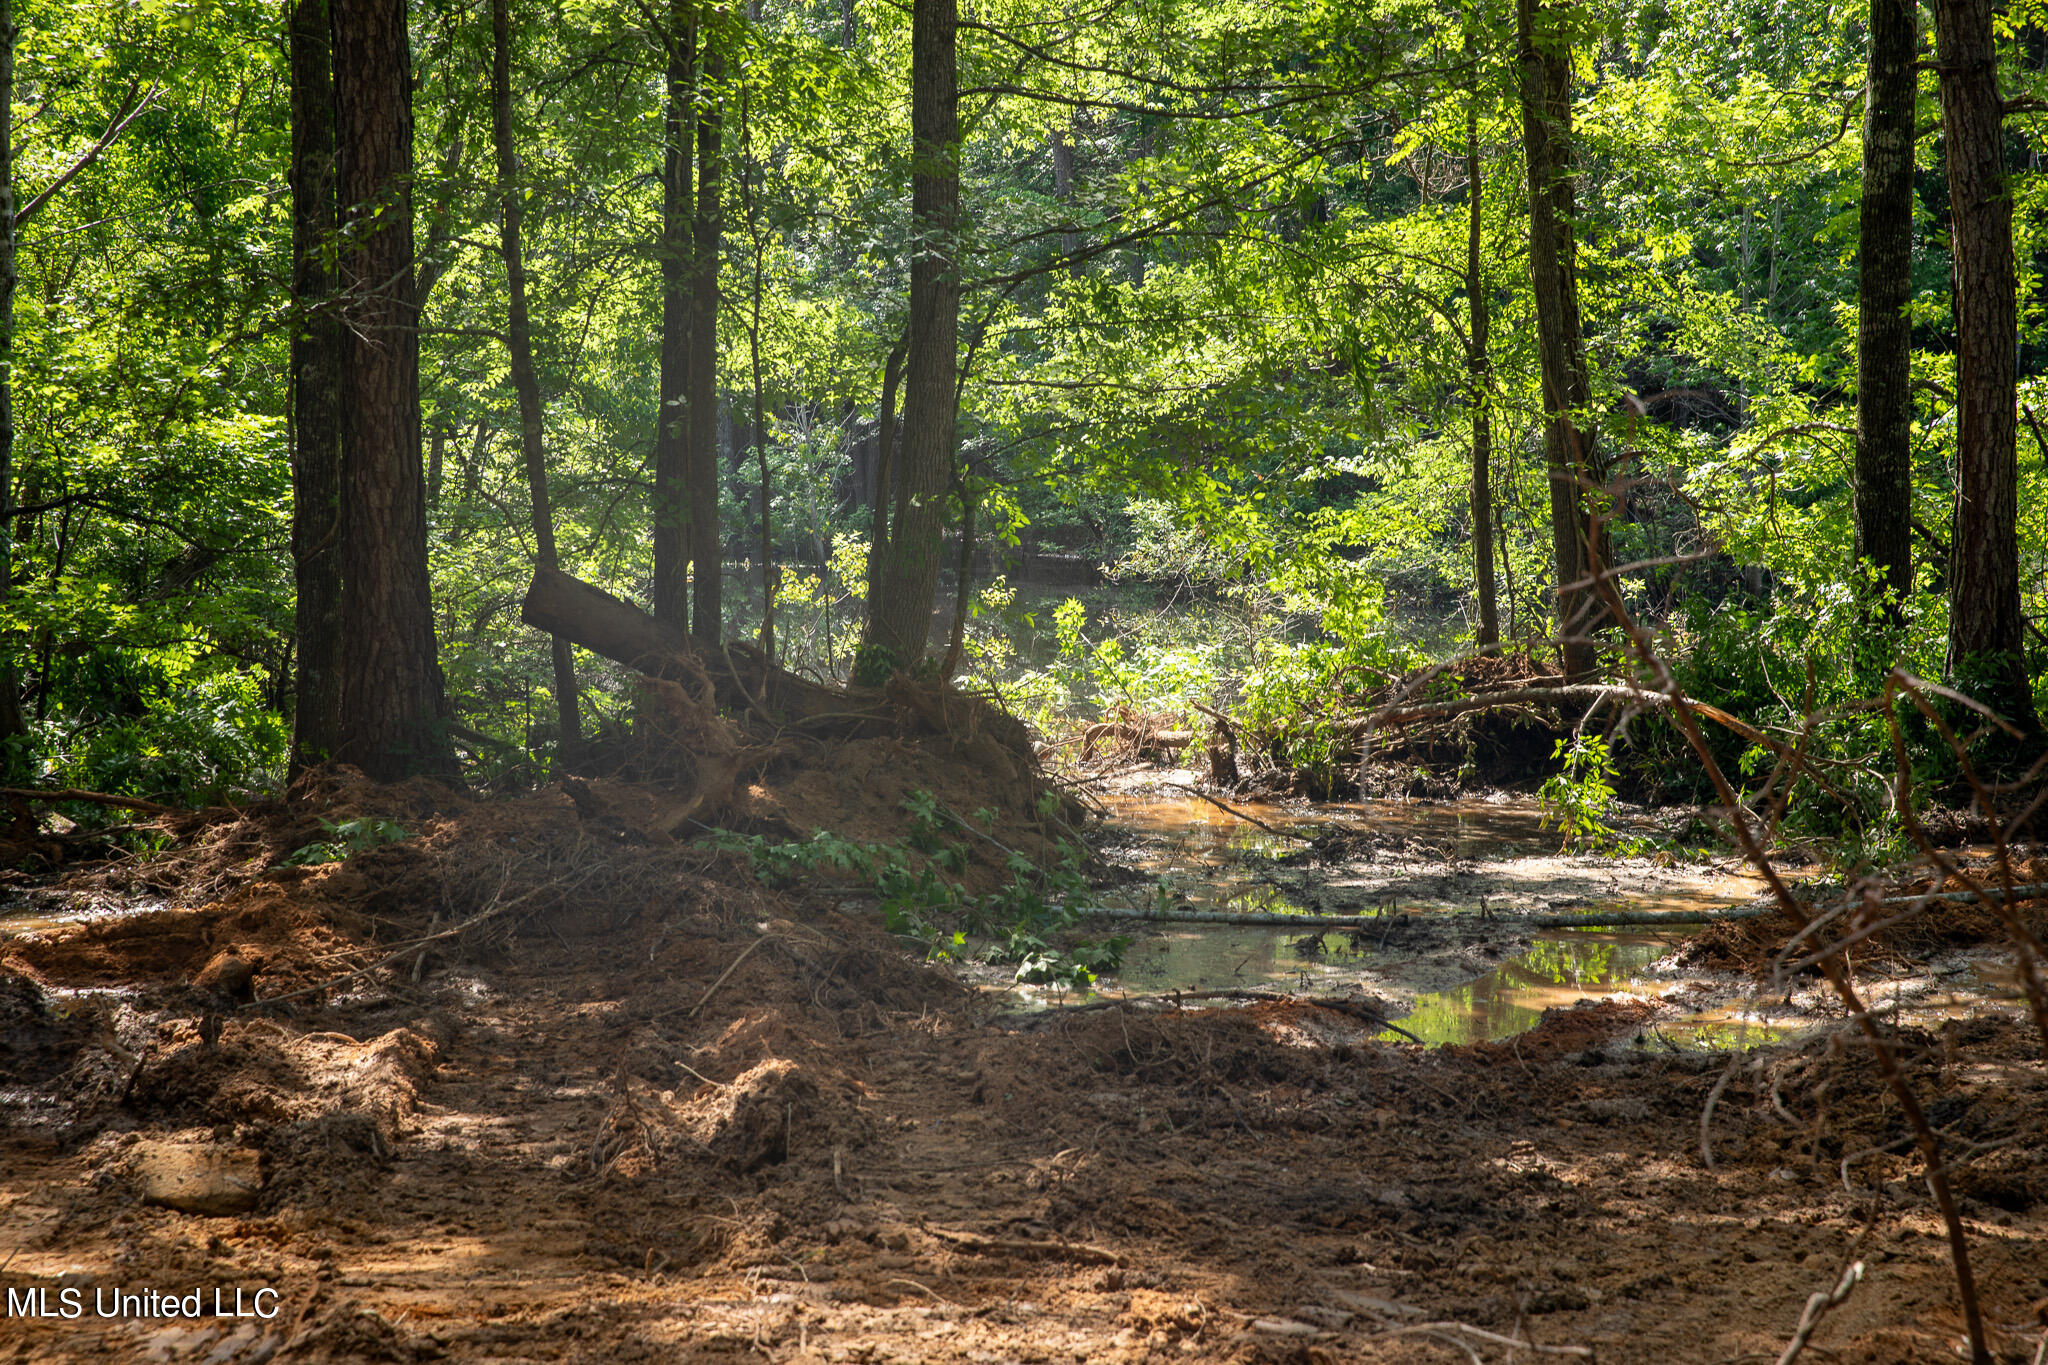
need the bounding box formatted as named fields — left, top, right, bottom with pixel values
left=2, top=768, right=2046, bottom=1365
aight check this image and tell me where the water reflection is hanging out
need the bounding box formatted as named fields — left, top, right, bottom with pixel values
left=1381, top=934, right=1677, bottom=1047
left=1095, top=790, right=1573, bottom=870
left=1115, top=926, right=1370, bottom=993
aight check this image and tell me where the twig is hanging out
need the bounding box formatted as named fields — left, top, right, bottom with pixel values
left=1377, top=1320, right=1592, bottom=1357
left=1575, top=521, right=1994, bottom=1365
left=1700, top=1050, right=1745, bottom=1168
left=687, top=937, right=769, bottom=1019
left=1775, top=1261, right=1863, bottom=1365
left=924, top=1225, right=1123, bottom=1265
left=1030, top=988, right=1424, bottom=1043
left=1159, top=782, right=1315, bottom=842
left=932, top=799, right=1028, bottom=862
left=247, top=861, right=596, bottom=1007
left=676, top=1060, right=726, bottom=1090
left=1081, top=905, right=1402, bottom=929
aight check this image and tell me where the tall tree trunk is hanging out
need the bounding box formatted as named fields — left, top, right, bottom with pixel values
left=940, top=476, right=975, bottom=680
left=862, top=0, right=957, bottom=673
left=652, top=2, right=695, bottom=630
left=425, top=420, right=448, bottom=510
left=1052, top=125, right=1079, bottom=271
left=1855, top=0, right=1916, bottom=633
left=288, top=0, right=344, bottom=777
left=491, top=0, right=581, bottom=753
left=1515, top=0, right=1598, bottom=678
left=1936, top=0, right=2039, bottom=737
left=1465, top=53, right=1498, bottom=650
left=0, top=0, right=26, bottom=782
left=688, top=22, right=724, bottom=643
left=868, top=330, right=908, bottom=571
left=730, top=67, right=774, bottom=661
left=331, top=0, right=458, bottom=782
left=752, top=249, right=772, bottom=661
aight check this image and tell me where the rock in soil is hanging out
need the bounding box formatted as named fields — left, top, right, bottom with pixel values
left=127, top=1140, right=262, bottom=1216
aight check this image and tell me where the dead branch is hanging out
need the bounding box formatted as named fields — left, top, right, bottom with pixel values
left=1883, top=685, right=2048, bottom=1058
left=1158, top=782, right=1314, bottom=842
left=1, top=787, right=181, bottom=815
left=1359, top=684, right=1843, bottom=803
left=687, top=936, right=769, bottom=1019
left=1577, top=512, right=1993, bottom=1365
left=1033, top=990, right=1424, bottom=1042
left=1085, top=905, right=1400, bottom=929
left=1085, top=902, right=1773, bottom=930
left=247, top=859, right=602, bottom=1007
left=925, top=1225, right=1123, bottom=1265
left=1776, top=1261, right=1864, bottom=1365
left=1532, top=906, right=1773, bottom=927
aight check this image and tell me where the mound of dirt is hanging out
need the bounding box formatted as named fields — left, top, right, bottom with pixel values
left=3, top=676, right=2046, bottom=1365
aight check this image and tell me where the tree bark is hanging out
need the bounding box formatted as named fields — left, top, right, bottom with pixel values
left=331, top=0, right=458, bottom=782
left=523, top=566, right=697, bottom=684
left=747, top=138, right=772, bottom=660
left=688, top=20, right=724, bottom=643
left=1052, top=125, right=1079, bottom=271
left=862, top=0, right=957, bottom=673
left=1935, top=0, right=2039, bottom=736
left=868, top=330, right=908, bottom=569
left=521, top=564, right=844, bottom=722
left=652, top=1, right=695, bottom=630
left=1855, top=0, right=1916, bottom=633
left=0, top=0, right=26, bottom=781
left=491, top=0, right=582, bottom=753
left=1465, top=47, right=1498, bottom=650
left=1515, top=0, right=1599, bottom=678
left=289, top=0, right=345, bottom=776
left=941, top=477, right=975, bottom=679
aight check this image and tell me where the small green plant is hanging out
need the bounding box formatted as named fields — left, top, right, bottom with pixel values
left=706, top=795, right=1116, bottom=982
left=851, top=642, right=900, bottom=687
left=1538, top=735, right=1621, bottom=852
left=283, top=817, right=413, bottom=867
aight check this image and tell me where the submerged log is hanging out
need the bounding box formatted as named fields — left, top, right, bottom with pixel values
left=1531, top=907, right=1772, bottom=927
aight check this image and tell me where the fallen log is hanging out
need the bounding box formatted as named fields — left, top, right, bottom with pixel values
left=1531, top=907, right=1772, bottom=927
left=1086, top=902, right=1774, bottom=929
left=1084, top=905, right=1419, bottom=929
left=1353, top=682, right=1846, bottom=805
left=1359, top=682, right=1764, bottom=748
left=521, top=566, right=1037, bottom=764
left=521, top=564, right=853, bottom=724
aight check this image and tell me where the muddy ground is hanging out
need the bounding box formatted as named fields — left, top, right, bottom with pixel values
left=3, top=749, right=2047, bottom=1364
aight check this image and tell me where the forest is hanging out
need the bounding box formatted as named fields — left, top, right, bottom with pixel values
left=1, top=0, right=2047, bottom=1361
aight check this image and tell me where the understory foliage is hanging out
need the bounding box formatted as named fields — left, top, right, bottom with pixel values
left=0, top=0, right=2040, bottom=834
left=716, top=792, right=1125, bottom=987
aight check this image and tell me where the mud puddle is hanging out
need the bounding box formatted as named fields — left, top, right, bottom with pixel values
left=0, top=891, right=172, bottom=939
left=1029, top=776, right=2026, bottom=1047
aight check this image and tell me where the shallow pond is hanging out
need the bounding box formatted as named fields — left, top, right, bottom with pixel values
left=1037, top=781, right=2022, bottom=1049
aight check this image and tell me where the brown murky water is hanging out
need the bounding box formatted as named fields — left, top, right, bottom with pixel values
left=1062, top=785, right=2022, bottom=1048
left=0, top=893, right=170, bottom=939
